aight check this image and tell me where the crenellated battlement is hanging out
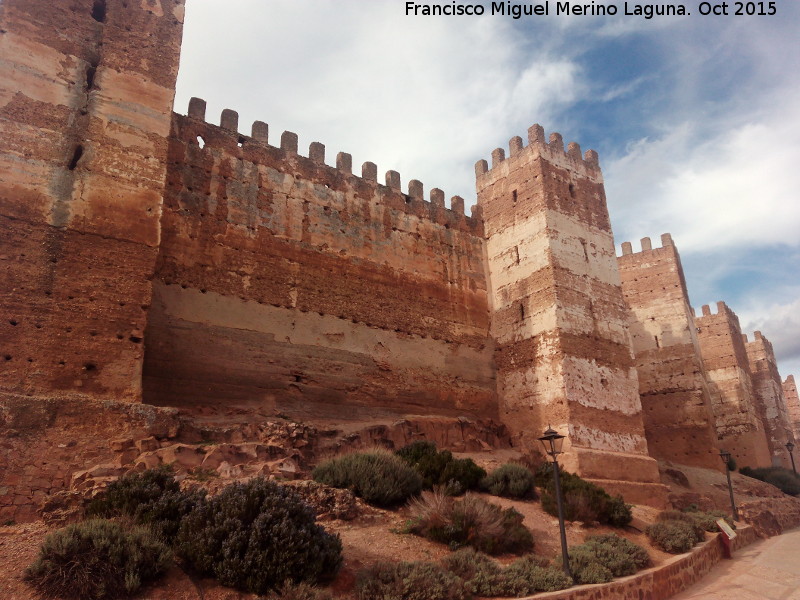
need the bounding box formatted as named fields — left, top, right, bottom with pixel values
left=696, top=300, right=739, bottom=321
left=618, top=233, right=674, bottom=257
left=474, top=123, right=602, bottom=185
left=181, top=98, right=482, bottom=232
left=745, top=330, right=777, bottom=358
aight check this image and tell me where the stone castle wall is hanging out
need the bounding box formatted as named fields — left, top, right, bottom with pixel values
left=142, top=103, right=496, bottom=419
left=617, top=235, right=721, bottom=470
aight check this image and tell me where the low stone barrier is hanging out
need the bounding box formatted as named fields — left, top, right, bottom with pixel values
left=521, top=525, right=759, bottom=600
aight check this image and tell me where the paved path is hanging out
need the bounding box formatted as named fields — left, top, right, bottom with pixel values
left=672, top=528, right=800, bottom=599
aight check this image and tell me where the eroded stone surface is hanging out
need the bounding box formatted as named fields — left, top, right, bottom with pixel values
left=477, top=127, right=666, bottom=506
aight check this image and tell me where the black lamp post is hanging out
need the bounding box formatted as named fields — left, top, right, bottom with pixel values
left=786, top=441, right=797, bottom=476
left=538, top=425, right=573, bottom=581
left=719, top=450, right=739, bottom=521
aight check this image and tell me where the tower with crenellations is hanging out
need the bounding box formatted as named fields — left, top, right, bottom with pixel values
left=476, top=126, right=667, bottom=506
left=617, top=234, right=721, bottom=470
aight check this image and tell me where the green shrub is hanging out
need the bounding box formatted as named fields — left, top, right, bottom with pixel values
left=536, top=465, right=632, bottom=527
left=441, top=548, right=505, bottom=596
left=356, top=561, right=470, bottom=600
left=263, top=582, right=333, bottom=600
left=313, top=449, right=423, bottom=507
left=406, top=490, right=534, bottom=555
left=501, top=555, right=573, bottom=595
left=585, top=533, right=650, bottom=570
left=396, top=441, right=486, bottom=495
left=441, top=458, right=487, bottom=495
left=25, top=518, right=171, bottom=600
left=175, top=478, right=341, bottom=594
left=740, top=466, right=800, bottom=496
left=558, top=536, right=650, bottom=583
left=645, top=520, right=698, bottom=553
left=682, top=507, right=734, bottom=531
left=656, top=511, right=705, bottom=543
left=87, top=465, right=206, bottom=541
left=557, top=546, right=613, bottom=584
left=480, top=463, right=538, bottom=500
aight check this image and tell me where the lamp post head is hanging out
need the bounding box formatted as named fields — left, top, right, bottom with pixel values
left=538, top=425, right=565, bottom=458
left=719, top=449, right=732, bottom=466
left=787, top=441, right=795, bottom=453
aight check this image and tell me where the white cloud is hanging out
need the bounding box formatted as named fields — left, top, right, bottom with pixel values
left=605, top=87, right=800, bottom=253
left=175, top=1, right=581, bottom=202
left=740, top=295, right=800, bottom=380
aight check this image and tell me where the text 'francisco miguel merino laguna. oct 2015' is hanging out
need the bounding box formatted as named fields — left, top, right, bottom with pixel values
left=404, top=1, right=778, bottom=19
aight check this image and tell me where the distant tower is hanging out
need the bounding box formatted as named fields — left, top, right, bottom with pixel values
left=476, top=125, right=667, bottom=506
left=0, top=0, right=185, bottom=401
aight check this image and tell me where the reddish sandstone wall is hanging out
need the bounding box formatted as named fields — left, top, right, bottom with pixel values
left=477, top=126, right=665, bottom=506
left=617, top=235, right=720, bottom=470
left=142, top=102, right=496, bottom=418
left=745, top=332, right=793, bottom=467
left=0, top=394, right=182, bottom=523
left=695, top=302, right=771, bottom=468
left=0, top=0, right=184, bottom=402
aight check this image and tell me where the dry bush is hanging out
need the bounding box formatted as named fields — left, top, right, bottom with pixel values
left=25, top=518, right=171, bottom=600
left=406, top=490, right=533, bottom=555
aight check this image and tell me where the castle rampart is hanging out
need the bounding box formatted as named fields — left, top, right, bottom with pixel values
left=695, top=302, right=772, bottom=467
left=4, top=0, right=799, bottom=521
left=143, top=103, right=496, bottom=418
left=617, top=235, right=721, bottom=470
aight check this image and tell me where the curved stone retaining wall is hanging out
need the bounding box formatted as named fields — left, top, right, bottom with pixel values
left=524, top=525, right=759, bottom=600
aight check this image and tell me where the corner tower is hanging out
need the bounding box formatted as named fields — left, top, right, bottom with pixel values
left=476, top=125, right=666, bottom=506
left=0, top=0, right=185, bottom=401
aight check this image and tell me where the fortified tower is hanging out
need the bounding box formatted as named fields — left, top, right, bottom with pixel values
left=0, top=0, right=185, bottom=401
left=695, top=302, right=771, bottom=468
left=745, top=332, right=794, bottom=467
left=476, top=126, right=666, bottom=506
left=617, top=235, right=720, bottom=470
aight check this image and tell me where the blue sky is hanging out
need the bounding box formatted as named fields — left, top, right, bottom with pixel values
left=174, top=1, right=800, bottom=378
